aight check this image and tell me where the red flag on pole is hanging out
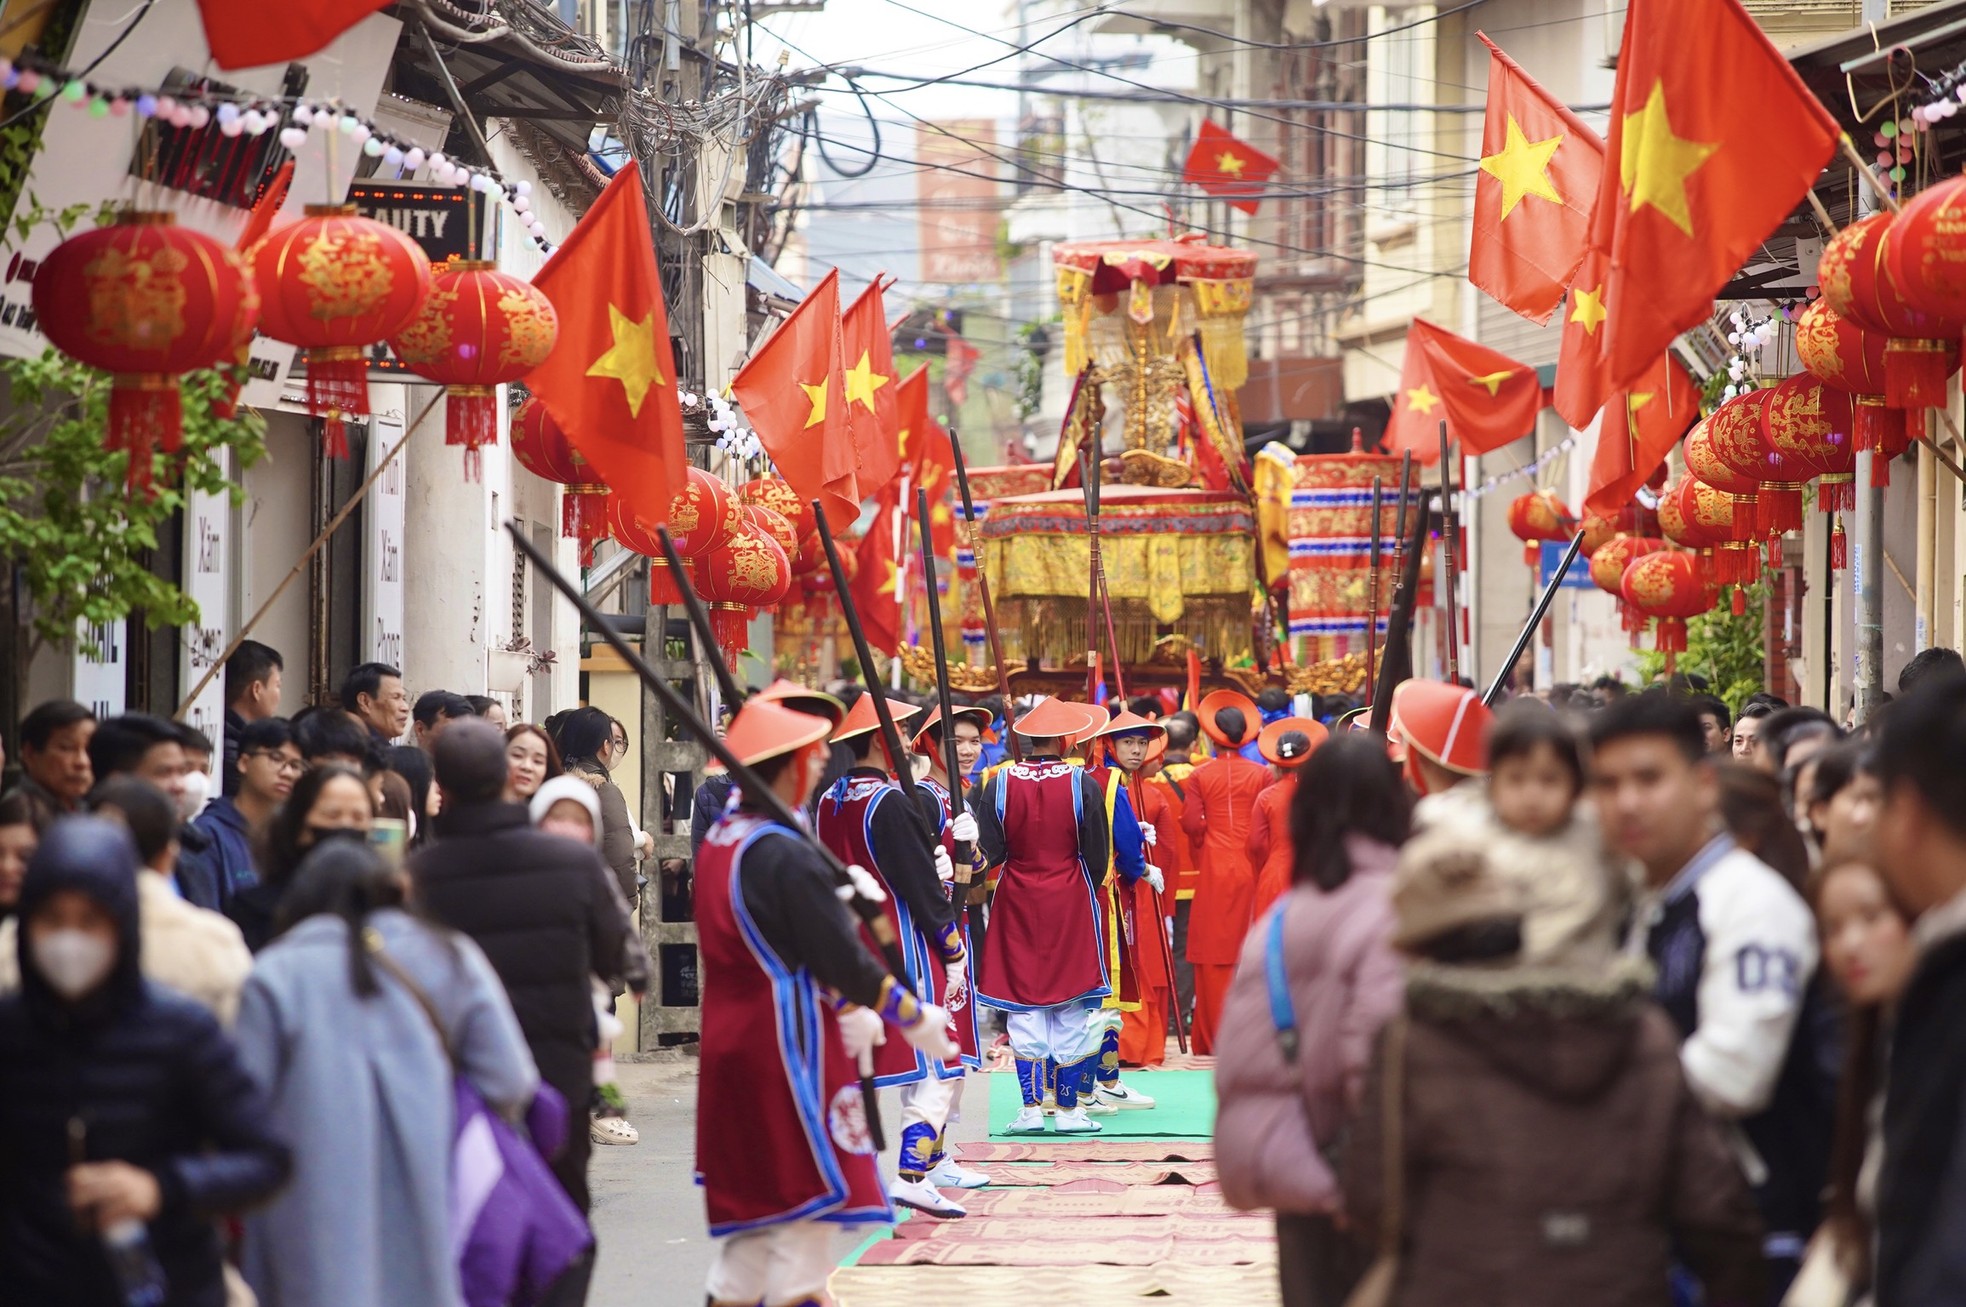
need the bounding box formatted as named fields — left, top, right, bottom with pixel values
left=1182, top=119, right=1281, bottom=216
left=196, top=0, right=389, bottom=69
left=731, top=268, right=859, bottom=529
left=1469, top=34, right=1604, bottom=325
left=852, top=490, right=903, bottom=655
left=1583, top=352, right=1701, bottom=516
left=1383, top=320, right=1543, bottom=463
left=1592, top=0, right=1838, bottom=391
left=842, top=280, right=902, bottom=501
left=527, top=163, right=687, bottom=530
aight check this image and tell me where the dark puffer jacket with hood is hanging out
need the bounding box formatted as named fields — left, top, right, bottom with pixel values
left=1343, top=957, right=1765, bottom=1307
left=0, top=818, right=290, bottom=1306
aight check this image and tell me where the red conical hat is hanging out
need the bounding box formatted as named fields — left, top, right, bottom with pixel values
left=911, top=703, right=993, bottom=753
left=1258, top=717, right=1327, bottom=769
left=755, top=678, right=845, bottom=726
left=1197, top=689, right=1260, bottom=747
left=1092, top=709, right=1167, bottom=740
left=1012, top=696, right=1107, bottom=742
left=831, top=693, right=925, bottom=743
left=1388, top=680, right=1492, bottom=775
left=723, top=701, right=834, bottom=768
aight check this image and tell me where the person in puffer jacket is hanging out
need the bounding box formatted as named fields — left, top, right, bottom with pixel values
left=1215, top=735, right=1411, bottom=1307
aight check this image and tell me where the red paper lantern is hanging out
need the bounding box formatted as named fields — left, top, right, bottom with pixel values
left=1795, top=298, right=1906, bottom=488
left=737, top=476, right=816, bottom=543
left=387, top=259, right=557, bottom=478
left=33, top=211, right=258, bottom=488
left=1703, top=391, right=1807, bottom=561
left=1579, top=504, right=1648, bottom=558
left=1621, top=549, right=1713, bottom=668
left=1763, top=374, right=1856, bottom=514
left=745, top=503, right=799, bottom=559
left=1505, top=489, right=1573, bottom=568
left=512, top=395, right=610, bottom=563
left=1656, top=482, right=1718, bottom=592
left=790, top=530, right=825, bottom=578
left=1885, top=171, right=1966, bottom=336
left=606, top=492, right=662, bottom=557
left=646, top=468, right=744, bottom=605
left=696, top=522, right=792, bottom=668
left=1818, top=212, right=1963, bottom=411
left=1591, top=533, right=1668, bottom=642
left=253, top=204, right=432, bottom=456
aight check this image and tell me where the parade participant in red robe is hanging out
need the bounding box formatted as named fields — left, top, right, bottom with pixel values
left=696, top=698, right=954, bottom=1307
left=1182, top=692, right=1269, bottom=1054
left=1121, top=735, right=1184, bottom=1067
left=971, top=697, right=1113, bottom=1135
left=1248, top=717, right=1328, bottom=916
left=816, top=694, right=971, bottom=1219
left=1083, top=710, right=1163, bottom=1108
left=902, top=703, right=995, bottom=1193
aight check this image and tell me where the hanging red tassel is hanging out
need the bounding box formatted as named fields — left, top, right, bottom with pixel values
left=304, top=346, right=370, bottom=459
left=1767, top=536, right=1784, bottom=569
left=1655, top=618, right=1689, bottom=654
left=107, top=378, right=181, bottom=491
left=1523, top=543, right=1539, bottom=568
left=711, top=604, right=750, bottom=670
left=1819, top=474, right=1854, bottom=515
left=1831, top=520, right=1848, bottom=572
left=1884, top=338, right=1954, bottom=410
left=650, top=558, right=688, bottom=605
left=1761, top=485, right=1805, bottom=537
left=1732, top=586, right=1747, bottom=616
left=563, top=486, right=610, bottom=567
left=445, top=385, right=497, bottom=483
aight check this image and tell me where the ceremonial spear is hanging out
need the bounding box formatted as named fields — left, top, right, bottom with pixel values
left=915, top=486, right=975, bottom=877
left=1076, top=447, right=1189, bottom=1055
left=1483, top=531, right=1587, bottom=708
left=506, top=523, right=897, bottom=1150
left=1368, top=478, right=1430, bottom=735
left=1439, top=421, right=1460, bottom=685
left=1364, top=475, right=1383, bottom=707
left=948, top=428, right=1022, bottom=761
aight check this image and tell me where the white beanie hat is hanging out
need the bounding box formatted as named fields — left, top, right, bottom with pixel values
left=529, top=775, right=603, bottom=848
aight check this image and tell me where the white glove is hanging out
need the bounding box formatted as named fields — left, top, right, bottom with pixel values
left=901, top=1003, right=959, bottom=1060
left=1141, top=824, right=1158, bottom=848
left=1143, top=864, right=1165, bottom=894
left=950, top=811, right=979, bottom=844
left=932, top=845, right=955, bottom=885
left=837, top=1005, right=885, bottom=1062
left=943, top=953, right=968, bottom=1007
left=835, top=863, right=889, bottom=905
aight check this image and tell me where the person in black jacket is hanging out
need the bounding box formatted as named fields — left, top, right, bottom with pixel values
left=87, top=714, right=226, bottom=912
left=0, top=817, right=289, bottom=1306
left=410, top=720, right=638, bottom=1228
left=1873, top=671, right=1966, bottom=1304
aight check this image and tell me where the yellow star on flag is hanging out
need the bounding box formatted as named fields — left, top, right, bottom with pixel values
left=585, top=304, right=664, bottom=418
left=1480, top=114, right=1565, bottom=221
left=1468, top=368, right=1517, bottom=397
left=1569, top=285, right=1607, bottom=335
left=1406, top=384, right=1440, bottom=415
left=1620, top=80, right=1720, bottom=238
left=1216, top=151, right=1246, bottom=176
left=799, top=378, right=829, bottom=430
left=844, top=349, right=890, bottom=413
left=876, top=558, right=900, bottom=597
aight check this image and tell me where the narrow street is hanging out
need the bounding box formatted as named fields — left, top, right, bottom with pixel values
left=589, top=1053, right=1269, bottom=1307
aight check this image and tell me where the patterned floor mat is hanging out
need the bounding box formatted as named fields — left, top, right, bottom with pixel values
left=832, top=1263, right=1278, bottom=1307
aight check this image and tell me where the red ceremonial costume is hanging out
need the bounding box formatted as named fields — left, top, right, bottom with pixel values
left=974, top=757, right=1110, bottom=1011
left=919, top=775, right=982, bottom=1072
left=1120, top=778, right=1181, bottom=1067
left=1182, top=751, right=1271, bottom=1053
left=694, top=812, right=891, bottom=1236
left=1248, top=776, right=1297, bottom=918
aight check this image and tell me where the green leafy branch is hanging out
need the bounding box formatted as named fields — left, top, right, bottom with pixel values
left=1635, top=581, right=1768, bottom=712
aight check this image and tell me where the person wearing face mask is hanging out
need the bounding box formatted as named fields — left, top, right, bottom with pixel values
left=225, top=764, right=375, bottom=953
left=0, top=817, right=290, bottom=1305
left=88, top=713, right=229, bottom=913
left=410, top=719, right=637, bottom=1296
left=173, top=725, right=216, bottom=823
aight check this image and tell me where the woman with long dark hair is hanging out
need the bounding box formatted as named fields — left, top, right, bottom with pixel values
left=1215, top=734, right=1413, bottom=1307
left=234, top=841, right=539, bottom=1307
left=556, top=706, right=638, bottom=905
left=505, top=722, right=562, bottom=804
left=227, top=764, right=375, bottom=950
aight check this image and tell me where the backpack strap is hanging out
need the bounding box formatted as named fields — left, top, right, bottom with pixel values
left=1264, top=903, right=1299, bottom=1063
left=365, top=927, right=457, bottom=1069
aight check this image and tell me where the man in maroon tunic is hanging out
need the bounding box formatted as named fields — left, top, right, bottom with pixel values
left=696, top=696, right=954, bottom=1307
left=972, top=697, right=1114, bottom=1134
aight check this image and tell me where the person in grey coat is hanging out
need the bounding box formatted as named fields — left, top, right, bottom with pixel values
left=233, top=840, right=539, bottom=1307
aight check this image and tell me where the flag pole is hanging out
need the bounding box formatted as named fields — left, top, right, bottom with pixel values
left=507, top=521, right=898, bottom=1150
left=915, top=486, right=975, bottom=877
left=1484, top=531, right=1585, bottom=707
left=1439, top=420, right=1460, bottom=684
left=949, top=428, right=1023, bottom=761
left=1369, top=482, right=1429, bottom=735
left=1365, top=475, right=1383, bottom=707
left=655, top=524, right=745, bottom=710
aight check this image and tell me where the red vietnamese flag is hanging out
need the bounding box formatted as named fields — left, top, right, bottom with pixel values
left=1470, top=34, right=1605, bottom=324
left=1182, top=119, right=1280, bottom=216
left=1383, top=320, right=1542, bottom=464
left=1553, top=243, right=1613, bottom=430
left=896, top=365, right=959, bottom=563
left=527, top=163, right=687, bottom=529
left=1593, top=0, right=1838, bottom=391
left=1583, top=352, right=1700, bottom=516
left=842, top=280, right=902, bottom=501
left=731, top=268, right=859, bottom=530
left=197, top=0, right=388, bottom=69
left=852, top=491, right=903, bottom=655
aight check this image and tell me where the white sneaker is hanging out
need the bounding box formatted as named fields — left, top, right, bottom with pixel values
left=1006, top=1105, right=1047, bottom=1134
left=889, top=1175, right=967, bottom=1219
left=1082, top=1096, right=1119, bottom=1116
left=1097, top=1080, right=1156, bottom=1110
left=926, top=1157, right=991, bottom=1189
left=1053, top=1106, right=1103, bottom=1134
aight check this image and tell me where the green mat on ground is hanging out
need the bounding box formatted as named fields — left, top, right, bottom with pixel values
left=987, top=1070, right=1215, bottom=1139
